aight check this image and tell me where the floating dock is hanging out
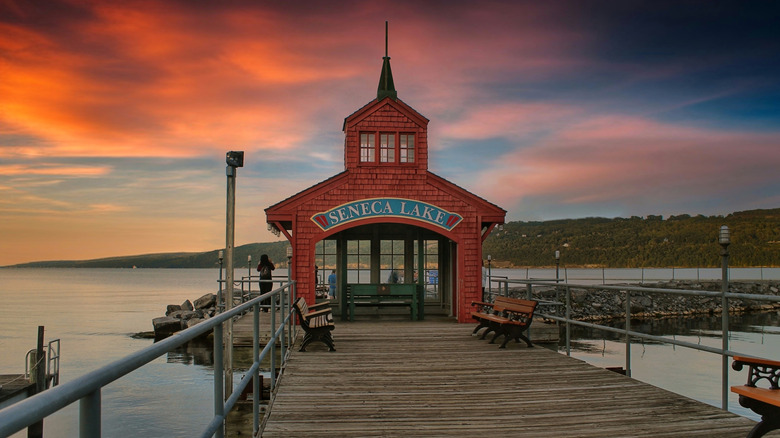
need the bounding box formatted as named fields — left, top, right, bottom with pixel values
left=0, top=375, right=35, bottom=411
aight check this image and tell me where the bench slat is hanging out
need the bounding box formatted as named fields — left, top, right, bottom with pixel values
left=732, top=385, right=780, bottom=407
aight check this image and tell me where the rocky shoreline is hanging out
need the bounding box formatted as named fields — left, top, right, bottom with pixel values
left=521, top=280, right=780, bottom=322
left=136, top=281, right=780, bottom=339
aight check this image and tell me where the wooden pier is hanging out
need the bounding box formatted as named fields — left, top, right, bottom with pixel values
left=261, top=317, right=762, bottom=437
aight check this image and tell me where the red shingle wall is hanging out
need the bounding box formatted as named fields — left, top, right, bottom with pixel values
left=285, top=99, right=488, bottom=323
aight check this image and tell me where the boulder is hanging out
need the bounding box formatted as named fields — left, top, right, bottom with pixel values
left=169, top=310, right=199, bottom=321
left=186, top=318, right=205, bottom=329
left=166, top=304, right=182, bottom=316
left=153, top=316, right=183, bottom=338
left=181, top=300, right=194, bottom=311
left=194, top=293, right=216, bottom=310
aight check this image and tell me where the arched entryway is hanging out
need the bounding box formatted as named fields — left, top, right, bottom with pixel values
left=313, top=223, right=455, bottom=320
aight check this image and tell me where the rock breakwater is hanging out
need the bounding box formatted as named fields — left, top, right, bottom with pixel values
left=516, top=281, right=780, bottom=322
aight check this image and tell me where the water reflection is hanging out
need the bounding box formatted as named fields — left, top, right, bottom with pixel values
left=166, top=340, right=214, bottom=366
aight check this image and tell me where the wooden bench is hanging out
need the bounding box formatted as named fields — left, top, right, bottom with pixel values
left=347, top=284, right=420, bottom=321
left=731, top=355, right=780, bottom=438
left=293, top=297, right=335, bottom=352
left=470, top=296, right=537, bottom=348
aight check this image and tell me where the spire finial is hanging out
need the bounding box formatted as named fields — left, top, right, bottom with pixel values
left=377, top=21, right=397, bottom=100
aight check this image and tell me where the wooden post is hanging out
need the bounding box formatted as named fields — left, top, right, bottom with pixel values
left=28, top=326, right=45, bottom=438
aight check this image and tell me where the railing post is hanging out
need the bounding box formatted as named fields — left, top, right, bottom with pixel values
left=280, top=286, right=287, bottom=367
left=625, top=290, right=632, bottom=377
left=79, top=389, right=101, bottom=438
left=253, top=303, right=260, bottom=433
left=526, top=283, right=532, bottom=300
left=719, top=225, right=730, bottom=410
left=213, top=322, right=224, bottom=438
left=565, top=286, right=571, bottom=356
left=271, top=294, right=277, bottom=391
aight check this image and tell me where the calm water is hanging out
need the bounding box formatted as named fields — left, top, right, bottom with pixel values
left=1, top=268, right=777, bottom=436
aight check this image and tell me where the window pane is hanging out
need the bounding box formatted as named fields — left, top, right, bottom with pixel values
left=360, top=133, right=375, bottom=162
left=400, top=134, right=414, bottom=163
left=380, top=133, right=395, bottom=163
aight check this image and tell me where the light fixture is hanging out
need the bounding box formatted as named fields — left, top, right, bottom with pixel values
left=719, top=225, right=730, bottom=246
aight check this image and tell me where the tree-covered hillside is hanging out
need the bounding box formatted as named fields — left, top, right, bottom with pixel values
left=484, top=209, right=780, bottom=268
left=7, top=242, right=290, bottom=269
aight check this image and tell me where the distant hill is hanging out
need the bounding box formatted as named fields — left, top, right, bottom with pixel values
left=484, top=208, right=780, bottom=268
left=5, top=208, right=779, bottom=269
left=5, top=242, right=290, bottom=269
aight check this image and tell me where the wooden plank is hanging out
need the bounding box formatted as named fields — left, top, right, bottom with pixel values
left=261, top=317, right=765, bottom=437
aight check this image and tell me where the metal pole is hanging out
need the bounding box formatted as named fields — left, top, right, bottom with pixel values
left=625, top=290, right=632, bottom=377
left=213, top=322, right=224, bottom=438
left=79, top=389, right=100, bottom=438
left=224, top=164, right=236, bottom=400
left=719, top=225, right=730, bottom=410
left=247, top=255, right=252, bottom=297
left=29, top=326, right=45, bottom=438
left=252, top=304, right=260, bottom=433
left=223, top=151, right=243, bottom=401
left=565, top=286, right=571, bottom=356
left=487, top=255, right=492, bottom=298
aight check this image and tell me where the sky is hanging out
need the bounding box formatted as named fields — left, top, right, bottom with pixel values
left=1, top=0, right=779, bottom=265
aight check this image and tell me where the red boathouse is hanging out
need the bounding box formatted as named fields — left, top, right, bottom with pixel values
left=265, top=48, right=505, bottom=323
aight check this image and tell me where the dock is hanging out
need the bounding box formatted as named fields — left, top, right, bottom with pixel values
left=0, top=375, right=34, bottom=411
left=261, top=317, right=759, bottom=437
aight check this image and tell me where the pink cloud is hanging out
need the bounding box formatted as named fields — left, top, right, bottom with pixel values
left=474, top=116, right=780, bottom=207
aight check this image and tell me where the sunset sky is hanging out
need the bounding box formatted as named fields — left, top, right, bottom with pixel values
left=1, top=1, right=779, bottom=265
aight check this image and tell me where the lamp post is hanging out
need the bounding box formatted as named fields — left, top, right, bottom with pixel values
left=555, top=250, right=560, bottom=283
left=719, top=225, right=730, bottom=410
left=224, top=150, right=244, bottom=401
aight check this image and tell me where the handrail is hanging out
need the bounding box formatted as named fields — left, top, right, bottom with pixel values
left=0, top=281, right=297, bottom=438
left=492, top=278, right=780, bottom=412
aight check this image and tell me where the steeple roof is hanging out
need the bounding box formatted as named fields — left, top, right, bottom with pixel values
left=377, top=21, right=397, bottom=101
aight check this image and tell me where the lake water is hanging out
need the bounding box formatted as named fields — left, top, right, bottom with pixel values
left=0, top=268, right=777, bottom=436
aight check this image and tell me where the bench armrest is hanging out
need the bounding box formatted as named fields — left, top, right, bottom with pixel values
left=732, top=355, right=780, bottom=389
left=304, top=307, right=333, bottom=320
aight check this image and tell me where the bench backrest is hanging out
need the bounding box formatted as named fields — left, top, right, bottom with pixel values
left=294, top=297, right=308, bottom=316
left=493, top=296, right=537, bottom=316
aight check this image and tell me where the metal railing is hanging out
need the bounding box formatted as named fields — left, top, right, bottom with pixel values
left=489, top=278, right=780, bottom=411
left=0, top=281, right=297, bottom=438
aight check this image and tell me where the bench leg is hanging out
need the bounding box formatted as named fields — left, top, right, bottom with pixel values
left=739, top=396, right=780, bottom=438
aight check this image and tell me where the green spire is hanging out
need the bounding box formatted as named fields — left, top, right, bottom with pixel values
left=377, top=21, right=397, bottom=101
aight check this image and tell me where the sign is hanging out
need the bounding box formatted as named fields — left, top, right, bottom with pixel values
left=311, top=198, right=463, bottom=232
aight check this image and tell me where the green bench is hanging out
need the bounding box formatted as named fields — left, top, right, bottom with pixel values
left=347, top=284, right=420, bottom=321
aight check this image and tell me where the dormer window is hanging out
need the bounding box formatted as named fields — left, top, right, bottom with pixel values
left=360, top=131, right=415, bottom=164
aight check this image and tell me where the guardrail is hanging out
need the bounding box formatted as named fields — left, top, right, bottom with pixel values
left=0, top=281, right=297, bottom=438
left=489, top=278, right=780, bottom=411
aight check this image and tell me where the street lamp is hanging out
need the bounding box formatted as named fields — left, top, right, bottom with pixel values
left=224, top=150, right=244, bottom=401
left=718, top=225, right=730, bottom=410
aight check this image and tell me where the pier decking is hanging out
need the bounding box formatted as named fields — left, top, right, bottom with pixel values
left=262, top=317, right=761, bottom=437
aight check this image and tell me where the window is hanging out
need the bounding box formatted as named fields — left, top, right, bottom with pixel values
left=314, top=239, right=337, bottom=285
left=380, top=240, right=405, bottom=283
left=347, top=240, right=371, bottom=283
left=380, top=133, right=395, bottom=163
left=400, top=134, right=414, bottom=163
left=360, top=133, right=375, bottom=162
left=359, top=132, right=415, bottom=164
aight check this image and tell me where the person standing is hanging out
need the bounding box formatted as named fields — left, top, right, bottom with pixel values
left=257, top=254, right=275, bottom=310
left=328, top=270, right=337, bottom=299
